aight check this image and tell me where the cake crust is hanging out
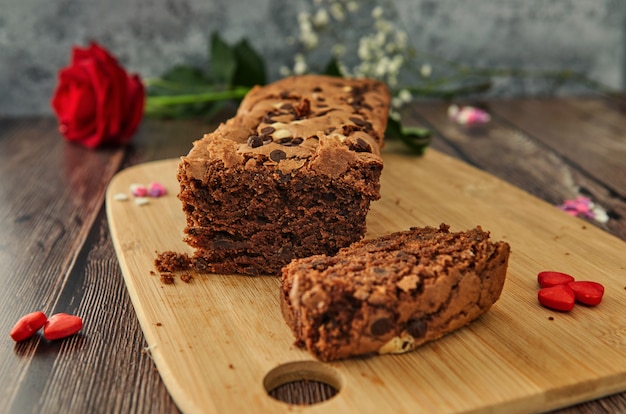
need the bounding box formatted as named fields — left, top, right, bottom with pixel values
left=280, top=224, right=510, bottom=361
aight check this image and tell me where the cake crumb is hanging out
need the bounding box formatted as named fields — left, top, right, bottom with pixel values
left=180, top=273, right=193, bottom=283
left=155, top=251, right=193, bottom=272
left=160, top=273, right=175, bottom=284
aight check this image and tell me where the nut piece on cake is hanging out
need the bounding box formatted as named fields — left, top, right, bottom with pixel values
left=177, top=75, right=391, bottom=275
left=280, top=224, right=510, bottom=362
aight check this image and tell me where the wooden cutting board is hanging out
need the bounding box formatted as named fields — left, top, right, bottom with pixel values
left=106, top=148, right=626, bottom=413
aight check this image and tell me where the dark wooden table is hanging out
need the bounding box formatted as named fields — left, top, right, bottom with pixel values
left=1, top=95, right=625, bottom=413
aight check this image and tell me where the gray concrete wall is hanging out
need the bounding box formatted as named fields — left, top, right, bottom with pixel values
left=0, top=0, right=624, bottom=115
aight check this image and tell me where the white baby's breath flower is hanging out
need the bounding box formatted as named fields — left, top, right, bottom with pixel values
left=346, top=1, right=359, bottom=12
left=279, top=65, right=292, bottom=77
left=420, top=63, right=432, bottom=78
left=286, top=0, right=414, bottom=87
left=337, top=60, right=351, bottom=77
left=330, top=2, right=346, bottom=21
left=398, top=88, right=412, bottom=103
left=293, top=53, right=308, bottom=75
left=389, top=108, right=401, bottom=121
left=391, top=96, right=403, bottom=109
left=358, top=38, right=372, bottom=61
left=375, top=19, right=393, bottom=35
left=372, top=5, right=384, bottom=19
left=313, top=8, right=329, bottom=27
left=353, top=62, right=371, bottom=78
left=374, top=30, right=387, bottom=48
left=297, top=12, right=319, bottom=50
left=301, top=32, right=319, bottom=49
left=331, top=43, right=346, bottom=57
left=374, top=56, right=390, bottom=77
left=387, top=74, right=398, bottom=87
left=297, top=11, right=311, bottom=25
left=388, top=54, right=404, bottom=75
left=395, top=30, right=408, bottom=50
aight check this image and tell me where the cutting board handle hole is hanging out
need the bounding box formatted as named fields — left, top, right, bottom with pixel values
left=264, top=361, right=342, bottom=405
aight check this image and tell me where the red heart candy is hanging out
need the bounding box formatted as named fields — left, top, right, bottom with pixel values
left=43, top=313, right=83, bottom=340
left=537, top=271, right=575, bottom=288
left=10, top=311, right=48, bottom=342
left=538, top=284, right=576, bottom=312
left=568, top=281, right=605, bottom=306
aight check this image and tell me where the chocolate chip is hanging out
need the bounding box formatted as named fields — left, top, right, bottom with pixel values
left=262, top=135, right=273, bottom=144
left=280, top=103, right=294, bottom=111
left=291, top=137, right=303, bottom=145
left=315, top=109, right=335, bottom=117
left=277, top=137, right=293, bottom=146
left=193, top=257, right=208, bottom=271
left=247, top=135, right=263, bottom=148
left=263, top=110, right=281, bottom=124
left=261, top=126, right=275, bottom=135
left=349, top=116, right=367, bottom=126
left=312, top=86, right=322, bottom=92
left=370, top=317, right=393, bottom=336
left=353, top=138, right=371, bottom=153
left=324, top=126, right=336, bottom=134
left=269, top=149, right=287, bottom=162
left=406, top=319, right=427, bottom=339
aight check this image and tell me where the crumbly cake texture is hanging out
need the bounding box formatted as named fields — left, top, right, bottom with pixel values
left=280, top=224, right=510, bottom=362
left=176, top=74, right=391, bottom=276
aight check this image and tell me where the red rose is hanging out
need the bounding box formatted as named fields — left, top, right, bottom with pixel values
left=51, top=42, right=145, bottom=149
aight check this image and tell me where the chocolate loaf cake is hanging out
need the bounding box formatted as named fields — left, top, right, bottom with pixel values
left=281, top=224, right=510, bottom=361
left=176, top=75, right=390, bottom=275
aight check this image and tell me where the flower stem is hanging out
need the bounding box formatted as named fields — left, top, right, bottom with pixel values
left=145, top=86, right=251, bottom=110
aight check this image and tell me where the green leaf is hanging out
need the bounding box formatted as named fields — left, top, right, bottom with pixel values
left=161, top=65, right=211, bottom=85
left=385, top=117, right=432, bottom=155
left=210, top=32, right=236, bottom=86
left=323, top=58, right=343, bottom=77
left=232, top=39, right=266, bottom=87
left=147, top=65, right=214, bottom=97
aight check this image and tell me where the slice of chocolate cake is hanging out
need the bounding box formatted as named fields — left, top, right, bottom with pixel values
left=175, top=75, right=390, bottom=275
left=281, top=224, right=510, bottom=361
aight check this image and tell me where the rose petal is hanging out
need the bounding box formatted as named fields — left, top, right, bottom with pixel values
left=118, top=75, right=145, bottom=142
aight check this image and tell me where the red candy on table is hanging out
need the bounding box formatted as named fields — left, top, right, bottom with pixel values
left=536, top=270, right=605, bottom=312
left=568, top=281, right=605, bottom=306
left=537, top=271, right=575, bottom=288
left=10, top=311, right=48, bottom=342
left=538, top=284, right=576, bottom=312
left=43, top=313, right=83, bottom=340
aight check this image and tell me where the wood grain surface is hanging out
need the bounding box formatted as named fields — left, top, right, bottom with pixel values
left=107, top=148, right=626, bottom=413
left=1, top=96, right=626, bottom=413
